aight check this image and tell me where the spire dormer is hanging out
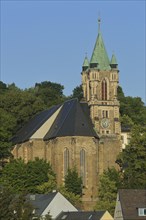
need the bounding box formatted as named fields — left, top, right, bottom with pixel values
left=82, top=56, right=89, bottom=71
left=110, top=53, right=118, bottom=69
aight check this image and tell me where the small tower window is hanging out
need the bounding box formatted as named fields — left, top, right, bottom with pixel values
left=102, top=110, right=108, bottom=118
left=102, top=79, right=107, bottom=100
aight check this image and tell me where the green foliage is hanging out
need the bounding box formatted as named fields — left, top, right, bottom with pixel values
left=0, top=158, right=56, bottom=193
left=117, top=86, right=146, bottom=126
left=0, top=108, right=17, bottom=166
left=120, top=114, right=134, bottom=128
left=34, top=81, right=65, bottom=106
left=72, top=85, right=83, bottom=101
left=0, top=187, right=34, bottom=220
left=64, top=167, right=82, bottom=196
left=59, top=185, right=82, bottom=209
left=36, top=174, right=56, bottom=194
left=117, top=85, right=125, bottom=101
left=94, top=168, right=121, bottom=216
left=116, top=125, right=146, bottom=189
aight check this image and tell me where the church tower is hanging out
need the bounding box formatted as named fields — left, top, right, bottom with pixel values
left=82, top=19, right=121, bottom=137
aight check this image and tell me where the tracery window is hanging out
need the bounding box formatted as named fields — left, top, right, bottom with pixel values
left=102, top=79, right=107, bottom=100
left=80, top=149, right=86, bottom=186
left=64, top=148, right=69, bottom=176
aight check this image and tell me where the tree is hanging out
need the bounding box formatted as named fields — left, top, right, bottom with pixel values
left=120, top=114, right=134, bottom=129
left=0, top=187, right=34, bottom=220
left=72, top=85, right=83, bottom=101
left=0, top=158, right=56, bottom=193
left=35, top=81, right=65, bottom=107
left=59, top=185, right=82, bottom=209
left=94, top=167, right=121, bottom=216
left=116, top=125, right=146, bottom=189
left=0, top=109, right=16, bottom=167
left=64, top=167, right=82, bottom=196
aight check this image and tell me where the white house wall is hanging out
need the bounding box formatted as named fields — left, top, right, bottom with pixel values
left=114, top=193, right=123, bottom=220
left=42, top=192, right=78, bottom=219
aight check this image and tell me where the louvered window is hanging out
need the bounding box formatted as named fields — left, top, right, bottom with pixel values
left=102, top=79, right=107, bottom=100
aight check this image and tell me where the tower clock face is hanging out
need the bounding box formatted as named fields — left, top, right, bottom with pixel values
left=101, top=118, right=110, bottom=128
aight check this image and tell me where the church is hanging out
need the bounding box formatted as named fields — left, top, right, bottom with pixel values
left=12, top=19, right=121, bottom=208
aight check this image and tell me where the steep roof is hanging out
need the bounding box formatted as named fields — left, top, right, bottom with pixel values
left=82, top=56, right=89, bottom=67
left=110, top=53, right=118, bottom=65
left=90, top=30, right=110, bottom=70
left=44, top=99, right=98, bottom=140
left=118, top=189, right=146, bottom=220
left=56, top=211, right=106, bottom=220
left=11, top=105, right=61, bottom=144
left=12, top=99, right=98, bottom=145
left=27, top=192, right=57, bottom=216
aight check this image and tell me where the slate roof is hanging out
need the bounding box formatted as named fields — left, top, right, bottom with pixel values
left=11, top=104, right=61, bottom=144
left=12, top=99, right=98, bottom=145
left=119, top=189, right=146, bottom=220
left=44, top=99, right=98, bottom=140
left=56, top=211, right=106, bottom=220
left=27, top=192, right=57, bottom=216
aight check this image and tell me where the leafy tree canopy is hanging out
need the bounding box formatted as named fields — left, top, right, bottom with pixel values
left=94, top=167, right=121, bottom=216
left=118, top=86, right=146, bottom=127
left=64, top=166, right=82, bottom=196
left=59, top=185, right=82, bottom=209
left=0, top=158, right=56, bottom=194
left=72, top=85, right=83, bottom=101
left=116, top=125, right=146, bottom=189
left=0, top=187, right=34, bottom=220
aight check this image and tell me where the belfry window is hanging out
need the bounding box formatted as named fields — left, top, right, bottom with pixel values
left=64, top=148, right=69, bottom=176
left=80, top=149, right=86, bottom=186
left=102, top=79, right=107, bottom=100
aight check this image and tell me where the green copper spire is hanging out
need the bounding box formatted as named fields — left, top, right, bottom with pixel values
left=110, top=53, right=117, bottom=65
left=90, top=19, right=110, bottom=70
left=110, top=53, right=118, bottom=69
left=82, top=55, right=89, bottom=71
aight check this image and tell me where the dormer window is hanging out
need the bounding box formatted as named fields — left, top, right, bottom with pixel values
left=138, top=208, right=146, bottom=216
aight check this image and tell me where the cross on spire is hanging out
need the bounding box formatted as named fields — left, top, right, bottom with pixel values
left=98, top=16, right=101, bottom=33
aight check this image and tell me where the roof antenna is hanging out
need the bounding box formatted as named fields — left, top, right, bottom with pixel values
left=98, top=11, right=101, bottom=33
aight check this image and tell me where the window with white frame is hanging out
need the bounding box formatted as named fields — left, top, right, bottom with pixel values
left=138, top=208, right=146, bottom=216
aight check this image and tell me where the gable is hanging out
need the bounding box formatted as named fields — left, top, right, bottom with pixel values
left=101, top=211, right=114, bottom=220
left=118, top=189, right=146, bottom=220
left=42, top=192, right=78, bottom=219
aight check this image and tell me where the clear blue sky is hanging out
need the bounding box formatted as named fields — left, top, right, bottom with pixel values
left=1, top=1, right=146, bottom=104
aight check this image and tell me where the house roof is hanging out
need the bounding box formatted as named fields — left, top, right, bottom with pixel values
left=56, top=211, right=106, bottom=220
left=119, top=189, right=146, bottom=220
left=27, top=192, right=57, bottom=216
left=12, top=99, right=99, bottom=145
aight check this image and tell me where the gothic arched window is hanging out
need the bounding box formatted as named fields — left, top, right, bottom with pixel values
left=64, top=148, right=69, bottom=176
left=102, top=79, right=107, bottom=100
left=80, top=149, right=86, bottom=186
